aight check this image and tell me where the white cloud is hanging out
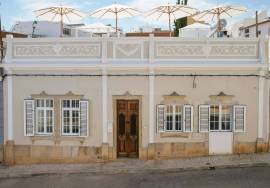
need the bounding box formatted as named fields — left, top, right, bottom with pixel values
left=13, top=0, right=93, bottom=24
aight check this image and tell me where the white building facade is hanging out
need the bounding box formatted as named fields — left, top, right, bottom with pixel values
left=231, top=10, right=270, bottom=38
left=1, top=35, right=270, bottom=165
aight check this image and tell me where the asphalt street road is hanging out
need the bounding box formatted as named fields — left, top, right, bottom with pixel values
left=0, top=166, right=270, bottom=188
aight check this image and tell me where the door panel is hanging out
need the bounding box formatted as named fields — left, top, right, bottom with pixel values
left=209, top=132, right=233, bottom=154
left=117, top=100, right=139, bottom=158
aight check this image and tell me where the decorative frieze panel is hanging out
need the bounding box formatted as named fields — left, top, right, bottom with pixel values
left=8, top=38, right=260, bottom=62
left=155, top=42, right=258, bottom=59
left=113, top=42, right=143, bottom=59
left=209, top=45, right=257, bottom=57
left=13, top=43, right=101, bottom=58
left=156, top=44, right=205, bottom=57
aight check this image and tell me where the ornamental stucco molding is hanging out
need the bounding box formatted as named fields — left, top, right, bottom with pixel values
left=209, top=45, right=257, bottom=56
left=113, top=41, right=143, bottom=59
left=155, top=43, right=258, bottom=58
left=13, top=43, right=101, bottom=58
left=156, top=44, right=204, bottom=57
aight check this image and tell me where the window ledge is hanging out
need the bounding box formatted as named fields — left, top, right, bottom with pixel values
left=30, top=135, right=86, bottom=145
left=160, top=132, right=190, bottom=138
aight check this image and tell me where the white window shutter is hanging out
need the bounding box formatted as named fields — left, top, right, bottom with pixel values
left=199, top=105, right=210, bottom=132
left=156, top=105, right=165, bottom=132
left=183, top=105, right=193, bottom=132
left=24, top=99, right=35, bottom=136
left=80, top=100, right=89, bottom=137
left=233, top=105, right=246, bottom=132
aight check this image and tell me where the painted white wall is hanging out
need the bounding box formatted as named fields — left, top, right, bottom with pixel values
left=240, top=22, right=270, bottom=38
left=11, top=21, right=94, bottom=38
left=12, top=21, right=62, bottom=37
left=230, top=10, right=270, bottom=38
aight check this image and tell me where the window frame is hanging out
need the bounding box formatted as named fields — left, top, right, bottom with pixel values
left=35, top=98, right=54, bottom=136
left=164, top=104, right=183, bottom=132
left=61, top=99, right=81, bottom=136
left=209, top=104, right=233, bottom=132
left=63, top=28, right=71, bottom=36
left=233, top=105, right=247, bottom=133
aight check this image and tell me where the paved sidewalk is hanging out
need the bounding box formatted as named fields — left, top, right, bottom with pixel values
left=0, top=153, right=270, bottom=179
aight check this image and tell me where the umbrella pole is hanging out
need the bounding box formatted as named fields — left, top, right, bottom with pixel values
left=217, top=9, right=221, bottom=37
left=169, top=13, right=171, bottom=37
left=115, top=12, right=118, bottom=35
left=60, top=8, right=63, bottom=37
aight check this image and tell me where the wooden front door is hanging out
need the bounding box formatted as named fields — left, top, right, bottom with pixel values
left=117, top=100, right=139, bottom=158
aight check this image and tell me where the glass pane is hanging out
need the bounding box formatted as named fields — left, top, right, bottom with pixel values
left=63, top=110, right=70, bottom=126
left=37, top=109, right=44, bottom=133
left=221, top=106, right=232, bottom=131
left=63, top=100, right=70, bottom=108
left=210, top=105, right=219, bottom=131
left=46, top=110, right=53, bottom=133
left=167, top=105, right=173, bottom=113
left=40, top=100, right=45, bottom=107
left=166, top=115, right=173, bottom=130
left=175, top=114, right=182, bottom=131
left=119, top=114, right=125, bottom=135
left=175, top=105, right=182, bottom=113
left=46, top=100, right=53, bottom=108
left=64, top=126, right=70, bottom=133
left=72, top=126, right=79, bottom=133
left=72, top=110, right=79, bottom=125
left=71, top=100, right=80, bottom=108
left=36, top=99, right=41, bottom=107
left=130, top=114, right=137, bottom=136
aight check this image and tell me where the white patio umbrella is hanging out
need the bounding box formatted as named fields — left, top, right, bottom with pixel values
left=193, top=5, right=247, bottom=32
left=144, top=4, right=198, bottom=35
left=34, top=6, right=86, bottom=37
left=90, top=4, right=140, bottom=33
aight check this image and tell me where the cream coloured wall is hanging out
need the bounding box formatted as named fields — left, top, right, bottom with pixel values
left=9, top=75, right=103, bottom=146
left=3, top=68, right=264, bottom=147
left=154, top=75, right=259, bottom=143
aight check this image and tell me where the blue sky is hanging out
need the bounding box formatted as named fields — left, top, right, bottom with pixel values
left=1, top=0, right=270, bottom=32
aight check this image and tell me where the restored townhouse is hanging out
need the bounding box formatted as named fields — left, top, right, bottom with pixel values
left=1, top=34, right=270, bottom=164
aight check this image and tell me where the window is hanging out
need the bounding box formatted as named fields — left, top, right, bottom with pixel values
left=35, top=99, right=54, bottom=135
left=24, top=98, right=89, bottom=137
left=199, top=104, right=244, bottom=132
left=62, top=99, right=80, bottom=136
left=157, top=104, right=193, bottom=132
left=165, top=105, right=182, bottom=131
left=210, top=105, right=219, bottom=130
left=63, top=28, right=71, bottom=36
left=244, top=28, right=249, bottom=38
left=210, top=105, right=232, bottom=131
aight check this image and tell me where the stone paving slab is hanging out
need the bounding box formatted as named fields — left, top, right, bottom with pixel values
left=0, top=153, right=270, bottom=179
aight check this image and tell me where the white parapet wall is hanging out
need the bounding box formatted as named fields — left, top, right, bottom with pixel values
left=1, top=35, right=266, bottom=67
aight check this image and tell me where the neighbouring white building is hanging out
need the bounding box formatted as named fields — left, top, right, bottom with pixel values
left=230, top=10, right=270, bottom=38
left=11, top=21, right=115, bottom=38
left=179, top=23, right=212, bottom=38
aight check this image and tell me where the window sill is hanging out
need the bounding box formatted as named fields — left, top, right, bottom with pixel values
left=30, top=135, right=85, bottom=144
left=160, top=132, right=190, bottom=138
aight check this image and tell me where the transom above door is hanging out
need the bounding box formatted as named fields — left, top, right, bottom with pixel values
left=117, top=100, right=139, bottom=158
